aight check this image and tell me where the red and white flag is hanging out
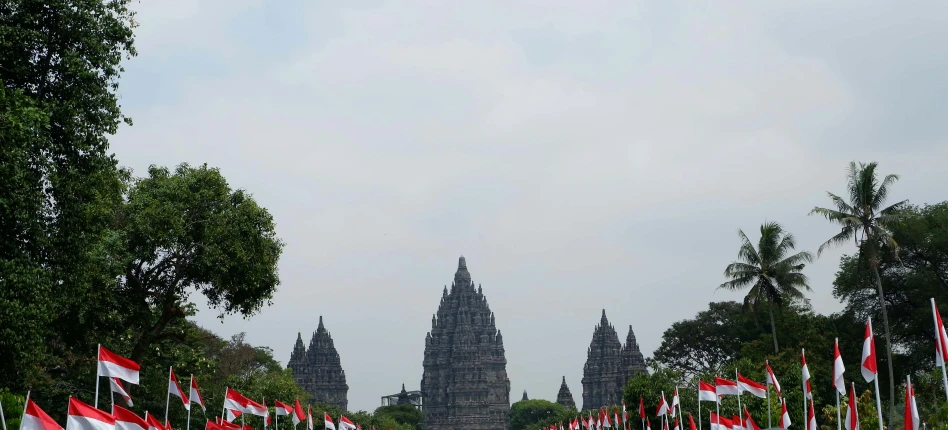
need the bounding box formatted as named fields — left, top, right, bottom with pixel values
left=833, top=339, right=846, bottom=395
left=780, top=399, right=791, bottom=429
left=113, top=406, right=146, bottom=430
left=639, top=397, right=645, bottom=419
left=602, top=408, right=612, bottom=428
left=655, top=394, right=668, bottom=417
left=293, top=400, right=305, bottom=425
left=844, top=384, right=858, bottom=430
left=932, top=299, right=948, bottom=366
left=743, top=410, right=760, bottom=430
left=622, top=401, right=628, bottom=424
left=98, top=346, right=140, bottom=384
left=736, top=374, right=766, bottom=399
left=646, top=419, right=652, bottom=430
left=215, top=418, right=239, bottom=430
left=698, top=381, right=717, bottom=402
left=110, top=378, right=133, bottom=407
left=223, top=389, right=266, bottom=417
left=765, top=361, right=781, bottom=397
left=145, top=413, right=166, bottom=430
left=710, top=414, right=730, bottom=430
left=307, top=406, right=314, bottom=430
left=168, top=369, right=189, bottom=409
left=190, top=377, right=206, bottom=413
left=714, top=377, right=739, bottom=396
left=670, top=388, right=680, bottom=417
left=225, top=410, right=241, bottom=423
left=614, top=409, right=620, bottom=427
left=731, top=416, right=741, bottom=430
left=672, top=417, right=680, bottom=430
left=802, top=350, right=813, bottom=399
left=275, top=401, right=294, bottom=416
left=861, top=320, right=878, bottom=383
left=20, top=397, right=63, bottom=430
left=904, top=378, right=919, bottom=430
left=689, top=415, right=696, bottom=430
left=808, top=398, right=817, bottom=430
left=337, top=416, right=356, bottom=430
left=66, top=397, right=115, bottom=430
left=324, top=413, right=336, bottom=430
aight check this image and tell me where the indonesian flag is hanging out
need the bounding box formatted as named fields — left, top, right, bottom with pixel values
left=933, top=299, right=948, bottom=366
left=672, top=418, right=679, bottom=430
left=113, top=406, right=146, bottom=430
left=190, top=377, right=206, bottom=413
left=710, top=414, right=731, bottom=430
left=204, top=421, right=225, bottom=430
left=146, top=413, right=167, bottom=430
left=646, top=419, right=652, bottom=430
left=861, top=320, right=878, bottom=383
left=656, top=394, right=669, bottom=416
left=689, top=415, right=696, bottom=430
left=670, top=388, right=680, bottom=417
left=20, top=397, right=63, bottom=430
left=844, top=384, right=858, bottom=430
left=225, top=410, right=241, bottom=423
left=275, top=401, right=294, bottom=416
left=714, top=377, right=739, bottom=396
left=293, top=400, right=305, bottom=426
left=602, top=408, right=612, bottom=428
left=223, top=389, right=266, bottom=417
left=337, top=416, right=356, bottom=430
left=324, top=413, right=336, bottom=430
left=110, top=378, right=133, bottom=407
left=731, top=416, right=741, bottom=430
left=698, top=381, right=717, bottom=402
left=780, top=399, right=791, bottom=429
left=743, top=411, right=759, bottom=430
left=808, top=398, right=817, bottom=430
left=904, top=378, right=919, bottom=430
left=802, top=350, right=813, bottom=399
left=168, top=369, right=189, bottom=409
left=833, top=339, right=846, bottom=395
left=765, top=362, right=782, bottom=397
left=66, top=398, right=115, bottom=430
left=614, top=409, right=620, bottom=428
left=215, top=419, right=239, bottom=430
left=639, top=397, right=646, bottom=419
left=98, top=346, right=140, bottom=384
left=736, top=374, right=766, bottom=399
left=623, top=402, right=628, bottom=424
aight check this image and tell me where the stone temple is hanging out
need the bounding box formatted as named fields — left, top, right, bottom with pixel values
left=287, top=316, right=349, bottom=411
left=556, top=376, right=576, bottom=410
left=581, top=310, right=647, bottom=410
left=421, top=256, right=510, bottom=430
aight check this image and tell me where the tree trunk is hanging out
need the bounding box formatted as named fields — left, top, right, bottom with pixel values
left=872, top=266, right=896, bottom=428
left=768, top=300, right=779, bottom=353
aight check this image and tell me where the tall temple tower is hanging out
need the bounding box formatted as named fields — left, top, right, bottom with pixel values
left=287, top=316, right=349, bottom=411
left=581, top=310, right=647, bottom=410
left=421, top=256, right=510, bottom=430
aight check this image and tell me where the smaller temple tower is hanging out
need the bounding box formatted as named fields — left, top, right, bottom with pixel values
left=287, top=316, right=349, bottom=411
left=521, top=390, right=529, bottom=401
left=556, top=377, right=576, bottom=410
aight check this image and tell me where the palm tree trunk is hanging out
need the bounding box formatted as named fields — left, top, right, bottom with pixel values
left=872, top=267, right=895, bottom=428
left=768, top=300, right=779, bottom=353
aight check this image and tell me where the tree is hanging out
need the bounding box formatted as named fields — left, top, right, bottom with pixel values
left=811, top=161, right=906, bottom=425
left=718, top=222, right=813, bottom=353
left=374, top=404, right=423, bottom=428
left=1, top=0, right=137, bottom=391
left=111, top=163, right=284, bottom=364
left=653, top=302, right=761, bottom=380
left=510, top=399, right=570, bottom=430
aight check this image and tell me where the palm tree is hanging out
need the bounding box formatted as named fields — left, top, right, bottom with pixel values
left=718, top=221, right=813, bottom=353
left=810, top=161, right=905, bottom=426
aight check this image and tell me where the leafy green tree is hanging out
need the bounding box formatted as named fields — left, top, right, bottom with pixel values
left=0, top=388, right=25, bottom=430
left=111, top=163, right=284, bottom=364
left=0, top=0, right=137, bottom=392
left=374, top=404, right=423, bottom=428
left=718, top=222, right=813, bottom=353
left=819, top=390, right=880, bottom=430
left=811, top=161, right=906, bottom=425
left=511, top=399, right=570, bottom=430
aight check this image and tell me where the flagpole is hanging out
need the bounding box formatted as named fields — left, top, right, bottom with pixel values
left=932, top=299, right=948, bottom=402
left=735, top=369, right=743, bottom=429
left=187, top=375, right=193, bottom=430
left=804, top=348, right=809, bottom=430
left=836, top=388, right=842, bottom=430
left=868, top=319, right=884, bottom=430
left=95, top=344, right=101, bottom=409
left=852, top=383, right=859, bottom=430
left=697, top=388, right=702, bottom=430
left=222, top=388, right=228, bottom=421
left=0, top=395, right=7, bottom=430
left=766, top=360, right=772, bottom=429
left=165, top=366, right=172, bottom=425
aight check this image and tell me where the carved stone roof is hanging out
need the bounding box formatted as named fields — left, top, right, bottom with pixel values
left=581, top=310, right=646, bottom=410
left=421, top=256, right=510, bottom=430
left=556, top=376, right=576, bottom=410
left=287, top=316, right=349, bottom=411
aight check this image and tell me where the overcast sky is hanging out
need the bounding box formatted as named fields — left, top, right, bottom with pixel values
left=110, top=0, right=948, bottom=412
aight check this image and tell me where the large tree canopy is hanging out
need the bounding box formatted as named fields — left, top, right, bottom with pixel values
left=113, top=163, right=284, bottom=363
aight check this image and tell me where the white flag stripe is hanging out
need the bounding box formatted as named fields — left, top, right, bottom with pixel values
left=98, top=361, right=139, bottom=385
left=67, top=416, right=115, bottom=430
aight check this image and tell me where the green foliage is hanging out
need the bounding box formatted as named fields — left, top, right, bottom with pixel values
left=819, top=390, right=880, bottom=430
left=374, top=404, right=423, bottom=428
left=511, top=399, right=571, bottom=430
left=0, top=388, right=25, bottom=430
left=718, top=222, right=814, bottom=353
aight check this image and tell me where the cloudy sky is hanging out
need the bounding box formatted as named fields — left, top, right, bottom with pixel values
left=110, top=0, right=948, bottom=412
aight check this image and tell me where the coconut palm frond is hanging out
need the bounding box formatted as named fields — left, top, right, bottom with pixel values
left=816, top=224, right=856, bottom=256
